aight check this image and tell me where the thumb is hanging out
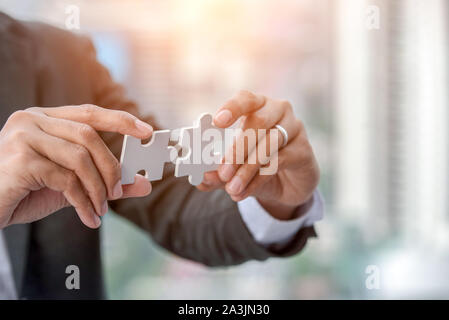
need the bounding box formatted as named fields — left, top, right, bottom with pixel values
left=121, top=174, right=152, bottom=199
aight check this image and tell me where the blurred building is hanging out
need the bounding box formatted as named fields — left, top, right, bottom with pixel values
left=334, top=0, right=449, bottom=248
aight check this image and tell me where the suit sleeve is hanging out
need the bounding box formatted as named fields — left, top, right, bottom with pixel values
left=82, top=37, right=317, bottom=266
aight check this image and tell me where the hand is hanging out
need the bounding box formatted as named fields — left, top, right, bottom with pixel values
left=0, top=105, right=152, bottom=229
left=197, top=90, right=320, bottom=220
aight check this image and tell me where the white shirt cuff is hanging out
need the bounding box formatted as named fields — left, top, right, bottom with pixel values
left=237, top=190, right=324, bottom=246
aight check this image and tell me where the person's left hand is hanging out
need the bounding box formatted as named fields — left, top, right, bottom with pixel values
left=196, top=90, right=320, bottom=220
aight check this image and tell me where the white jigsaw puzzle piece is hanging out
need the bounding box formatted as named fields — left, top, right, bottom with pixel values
left=175, top=113, right=226, bottom=186
left=120, top=130, right=176, bottom=184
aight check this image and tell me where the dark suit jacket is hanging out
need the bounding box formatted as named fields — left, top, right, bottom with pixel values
left=0, top=12, right=316, bottom=299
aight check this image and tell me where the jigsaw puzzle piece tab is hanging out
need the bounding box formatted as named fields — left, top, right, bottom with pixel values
left=175, top=113, right=226, bottom=186
left=120, top=130, right=176, bottom=184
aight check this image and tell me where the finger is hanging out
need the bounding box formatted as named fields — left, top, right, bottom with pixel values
left=218, top=99, right=286, bottom=182
left=30, top=156, right=101, bottom=229
left=225, top=115, right=300, bottom=196
left=219, top=102, right=298, bottom=183
left=229, top=174, right=275, bottom=202
left=197, top=171, right=224, bottom=192
left=121, top=174, right=152, bottom=198
left=27, top=130, right=108, bottom=217
left=273, top=127, right=313, bottom=170
left=35, top=114, right=123, bottom=200
left=213, top=90, right=266, bottom=128
left=229, top=131, right=311, bottom=201
left=225, top=133, right=278, bottom=196
left=30, top=104, right=153, bottom=139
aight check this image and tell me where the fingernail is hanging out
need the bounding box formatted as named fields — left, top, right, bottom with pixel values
left=219, top=164, right=235, bottom=182
left=101, top=201, right=108, bottom=216
left=227, top=176, right=242, bottom=195
left=214, top=110, right=232, bottom=126
left=93, top=214, right=101, bottom=228
left=135, top=119, right=153, bottom=135
left=112, top=181, right=123, bottom=199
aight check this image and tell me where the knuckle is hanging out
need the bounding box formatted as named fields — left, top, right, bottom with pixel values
left=11, top=150, right=31, bottom=167
left=117, top=111, right=134, bottom=126
left=299, top=141, right=315, bottom=165
left=299, top=146, right=320, bottom=188
left=295, top=119, right=305, bottom=136
left=239, top=165, right=252, bottom=179
left=111, top=158, right=121, bottom=174
left=73, top=144, right=90, bottom=163
left=80, top=104, right=98, bottom=121
left=238, top=89, right=255, bottom=100
left=24, top=107, right=43, bottom=114
left=226, top=98, right=239, bottom=110
left=7, top=110, right=32, bottom=124
left=106, top=158, right=121, bottom=179
left=304, top=140, right=315, bottom=159
left=91, top=181, right=106, bottom=199
left=9, top=128, right=29, bottom=142
left=238, top=90, right=258, bottom=109
left=78, top=123, right=96, bottom=141
left=280, top=100, right=293, bottom=113
left=249, top=113, right=268, bottom=128
left=65, top=172, right=79, bottom=190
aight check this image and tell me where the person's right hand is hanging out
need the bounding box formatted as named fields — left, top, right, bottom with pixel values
left=0, top=105, right=153, bottom=229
